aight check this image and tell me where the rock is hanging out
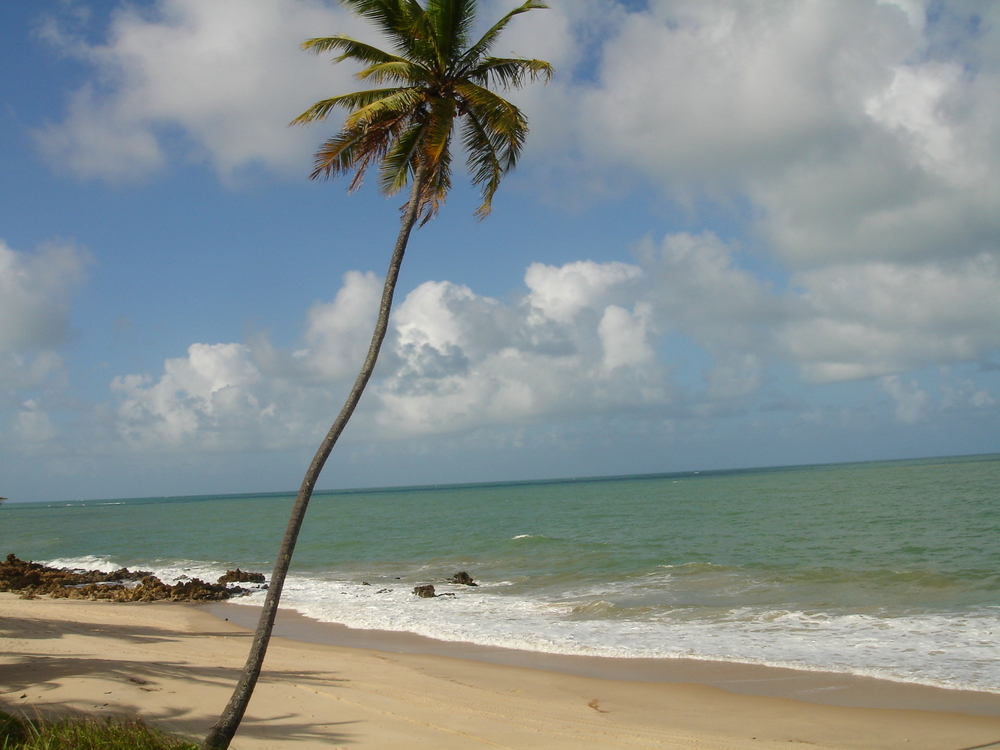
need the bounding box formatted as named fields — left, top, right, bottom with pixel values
left=0, top=553, right=257, bottom=602
left=413, top=584, right=437, bottom=598
left=448, top=571, right=477, bottom=586
left=217, top=568, right=266, bottom=584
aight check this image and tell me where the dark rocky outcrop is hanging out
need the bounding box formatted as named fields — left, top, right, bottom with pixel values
left=217, top=568, right=266, bottom=585
left=413, top=584, right=437, bottom=598
left=0, top=553, right=265, bottom=602
left=448, top=571, right=477, bottom=586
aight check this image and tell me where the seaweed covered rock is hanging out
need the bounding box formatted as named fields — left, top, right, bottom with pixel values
left=0, top=554, right=264, bottom=602
left=413, top=584, right=437, bottom=598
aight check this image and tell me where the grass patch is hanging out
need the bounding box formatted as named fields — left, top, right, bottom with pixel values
left=0, top=711, right=197, bottom=750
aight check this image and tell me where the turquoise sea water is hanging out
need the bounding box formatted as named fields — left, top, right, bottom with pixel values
left=3, top=454, right=999, bottom=692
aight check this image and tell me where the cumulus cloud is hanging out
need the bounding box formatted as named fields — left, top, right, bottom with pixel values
left=108, top=259, right=673, bottom=449
left=532, top=0, right=1000, bottom=269
left=105, top=228, right=1000, bottom=452
left=28, top=0, right=1000, bottom=462
left=293, top=270, right=383, bottom=382
left=33, top=0, right=367, bottom=182
left=374, top=263, right=668, bottom=437
left=111, top=342, right=274, bottom=448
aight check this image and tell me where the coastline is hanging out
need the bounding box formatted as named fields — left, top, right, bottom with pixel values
left=4, top=594, right=1000, bottom=750
left=207, top=600, right=1000, bottom=717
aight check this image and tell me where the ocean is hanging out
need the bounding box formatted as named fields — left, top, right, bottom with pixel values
left=3, top=454, right=999, bottom=694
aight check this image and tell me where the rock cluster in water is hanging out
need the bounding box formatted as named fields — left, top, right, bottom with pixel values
left=0, top=553, right=266, bottom=602
left=412, top=571, right=478, bottom=597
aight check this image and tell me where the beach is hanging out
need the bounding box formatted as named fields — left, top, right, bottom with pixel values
left=3, top=594, right=1000, bottom=750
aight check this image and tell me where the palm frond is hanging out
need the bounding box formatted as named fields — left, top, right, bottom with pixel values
left=356, top=60, right=430, bottom=86
left=457, top=80, right=527, bottom=153
left=422, top=96, right=456, bottom=163
left=458, top=0, right=549, bottom=71
left=339, top=0, right=408, bottom=35
left=378, top=121, right=426, bottom=196
left=310, top=109, right=409, bottom=185
left=301, top=35, right=406, bottom=67
left=414, top=142, right=452, bottom=224
left=426, top=0, right=477, bottom=64
left=341, top=87, right=425, bottom=129
left=468, top=56, right=553, bottom=89
left=291, top=87, right=407, bottom=125
left=457, top=89, right=528, bottom=219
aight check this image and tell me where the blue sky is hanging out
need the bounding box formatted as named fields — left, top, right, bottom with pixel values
left=2, top=0, right=998, bottom=502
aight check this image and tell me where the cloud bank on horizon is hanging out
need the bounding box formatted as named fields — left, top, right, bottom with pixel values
left=2, top=0, right=998, bottom=500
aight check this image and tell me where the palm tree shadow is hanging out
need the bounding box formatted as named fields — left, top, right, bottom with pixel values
left=0, top=613, right=239, bottom=644
left=1, top=620, right=359, bottom=747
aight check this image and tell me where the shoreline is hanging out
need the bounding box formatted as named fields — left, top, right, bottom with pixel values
left=5, top=594, right=1000, bottom=750
left=207, top=600, right=1000, bottom=717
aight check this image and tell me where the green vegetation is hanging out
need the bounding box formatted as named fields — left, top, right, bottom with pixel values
left=0, top=711, right=196, bottom=750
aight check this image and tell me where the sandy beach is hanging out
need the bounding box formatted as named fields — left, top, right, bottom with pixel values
left=3, top=594, right=1000, bottom=750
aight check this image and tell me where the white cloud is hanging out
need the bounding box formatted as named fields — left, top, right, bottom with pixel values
left=880, top=374, right=928, bottom=424
left=640, top=231, right=779, bottom=349
left=865, top=63, right=961, bottom=177
left=34, top=0, right=367, bottom=183
left=25, top=0, right=1000, bottom=466
left=108, top=240, right=1000, bottom=451
left=108, top=260, right=673, bottom=449
left=599, top=303, right=655, bottom=371
left=0, top=240, right=87, bottom=392
left=940, top=377, right=996, bottom=410
left=111, top=342, right=273, bottom=448
left=0, top=240, right=88, bottom=352
left=524, top=260, right=643, bottom=324
left=782, top=255, right=1000, bottom=383
left=367, top=262, right=670, bottom=437
left=528, top=0, right=1000, bottom=269
left=568, top=1, right=909, bottom=187
left=14, top=400, right=58, bottom=444
left=294, top=270, right=383, bottom=382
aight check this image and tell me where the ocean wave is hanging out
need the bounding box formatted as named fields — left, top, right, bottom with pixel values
left=222, top=568, right=1000, bottom=694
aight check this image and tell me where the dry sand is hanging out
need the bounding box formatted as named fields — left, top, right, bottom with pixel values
left=2, top=593, right=1000, bottom=750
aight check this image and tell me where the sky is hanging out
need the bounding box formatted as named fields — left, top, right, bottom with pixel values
left=1, top=0, right=998, bottom=502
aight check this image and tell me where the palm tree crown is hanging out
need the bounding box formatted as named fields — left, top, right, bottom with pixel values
left=293, top=0, right=553, bottom=221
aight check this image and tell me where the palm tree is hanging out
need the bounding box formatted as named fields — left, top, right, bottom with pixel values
left=203, top=2, right=551, bottom=748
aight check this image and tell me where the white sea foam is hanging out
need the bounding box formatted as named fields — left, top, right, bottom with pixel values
left=225, top=570, right=1000, bottom=694
left=43, top=556, right=123, bottom=574
left=42, top=556, right=233, bottom=586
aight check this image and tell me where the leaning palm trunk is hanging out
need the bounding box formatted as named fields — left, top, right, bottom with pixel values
left=204, top=3, right=551, bottom=748
left=204, top=166, right=428, bottom=750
